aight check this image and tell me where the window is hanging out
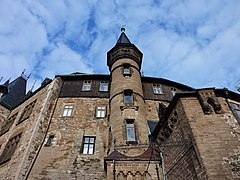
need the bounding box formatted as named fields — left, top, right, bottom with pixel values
left=123, top=64, right=131, bottom=76
left=18, top=100, right=36, bottom=124
left=99, top=81, right=109, bottom=92
left=153, top=84, right=162, bottom=94
left=124, top=90, right=133, bottom=104
left=82, top=81, right=91, bottom=91
left=230, top=102, right=240, bottom=122
left=0, top=133, right=21, bottom=164
left=62, top=105, right=73, bottom=117
left=96, top=105, right=106, bottom=118
left=82, top=137, right=96, bottom=154
left=45, top=135, right=55, bottom=146
left=126, top=120, right=136, bottom=143
left=0, top=112, right=18, bottom=136
left=171, top=88, right=177, bottom=96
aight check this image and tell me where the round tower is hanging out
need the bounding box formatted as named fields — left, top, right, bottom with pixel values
left=107, top=28, right=149, bottom=153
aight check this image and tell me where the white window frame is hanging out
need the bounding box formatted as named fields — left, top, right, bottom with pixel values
left=82, top=136, right=96, bottom=154
left=171, top=88, right=177, bottom=96
left=126, top=120, right=136, bottom=143
left=153, top=84, right=162, bottom=94
left=123, top=64, right=131, bottom=76
left=62, top=105, right=73, bottom=117
left=99, top=81, right=109, bottom=92
left=82, top=81, right=91, bottom=91
left=96, top=105, right=106, bottom=118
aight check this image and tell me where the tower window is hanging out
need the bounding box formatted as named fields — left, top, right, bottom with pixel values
left=153, top=84, right=162, bottom=94
left=96, top=105, right=106, bottom=118
left=82, top=136, right=96, bottom=154
left=82, top=81, right=91, bottom=91
left=126, top=120, right=136, bottom=143
left=0, top=133, right=22, bottom=164
left=123, top=64, right=131, bottom=76
left=124, top=90, right=133, bottom=104
left=99, top=81, right=109, bottom=92
left=63, top=105, right=73, bottom=117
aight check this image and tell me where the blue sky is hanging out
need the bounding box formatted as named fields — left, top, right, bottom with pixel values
left=0, top=0, right=240, bottom=92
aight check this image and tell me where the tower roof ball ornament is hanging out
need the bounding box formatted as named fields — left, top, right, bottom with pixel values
left=121, top=26, right=125, bottom=33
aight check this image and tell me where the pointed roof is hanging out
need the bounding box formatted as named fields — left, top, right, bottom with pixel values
left=107, top=28, right=143, bottom=70
left=116, top=27, right=131, bottom=44
left=0, top=76, right=27, bottom=109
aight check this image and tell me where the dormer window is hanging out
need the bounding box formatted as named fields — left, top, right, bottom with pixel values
left=82, top=81, right=91, bottom=91
left=99, top=81, right=109, bottom=92
left=171, top=88, right=177, bottom=96
left=123, top=64, right=131, bottom=76
left=153, top=84, right=162, bottom=94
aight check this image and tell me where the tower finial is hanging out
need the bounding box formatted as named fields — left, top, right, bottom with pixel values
left=121, top=25, right=125, bottom=33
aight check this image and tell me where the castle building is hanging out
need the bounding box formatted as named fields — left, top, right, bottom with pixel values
left=0, top=29, right=239, bottom=180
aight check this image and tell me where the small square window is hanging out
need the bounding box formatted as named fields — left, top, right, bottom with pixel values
left=126, top=120, right=136, bottom=143
left=63, top=105, right=73, bottom=117
left=96, top=105, right=106, bottom=118
left=123, top=64, right=131, bottom=76
left=82, top=81, right=91, bottom=91
left=124, top=90, right=133, bottom=104
left=82, top=136, right=96, bottom=154
left=99, top=81, right=109, bottom=92
left=153, top=84, right=162, bottom=94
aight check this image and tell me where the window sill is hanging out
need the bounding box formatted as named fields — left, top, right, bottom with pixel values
left=126, top=141, right=138, bottom=145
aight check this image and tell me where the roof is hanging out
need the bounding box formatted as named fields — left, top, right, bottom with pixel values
left=104, top=146, right=160, bottom=162
left=0, top=76, right=27, bottom=109
left=116, top=28, right=131, bottom=44
left=147, top=120, right=158, bottom=133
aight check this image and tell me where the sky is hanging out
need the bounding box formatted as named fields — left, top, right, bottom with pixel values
left=0, top=0, right=240, bottom=92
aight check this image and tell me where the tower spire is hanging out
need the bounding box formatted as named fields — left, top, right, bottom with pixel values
left=116, top=27, right=131, bottom=44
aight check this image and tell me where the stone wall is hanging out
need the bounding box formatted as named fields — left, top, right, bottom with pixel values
left=181, top=96, right=240, bottom=179
left=28, top=97, right=109, bottom=179
left=0, top=104, right=10, bottom=124
left=0, top=78, right=61, bottom=180
left=157, top=99, right=207, bottom=180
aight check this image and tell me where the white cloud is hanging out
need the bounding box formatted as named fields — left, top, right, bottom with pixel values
left=38, top=42, right=93, bottom=78
left=0, top=0, right=240, bottom=93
